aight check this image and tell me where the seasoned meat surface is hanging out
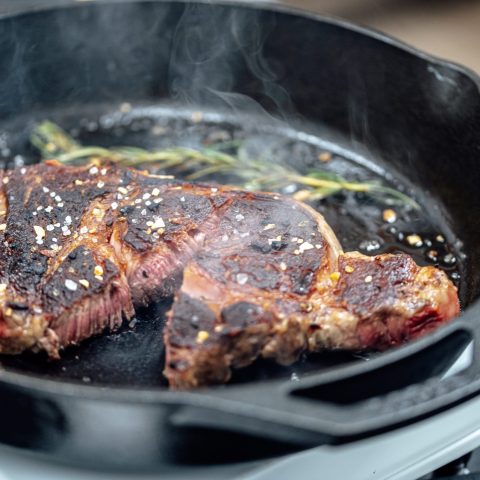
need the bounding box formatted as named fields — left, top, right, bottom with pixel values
left=0, top=163, right=460, bottom=388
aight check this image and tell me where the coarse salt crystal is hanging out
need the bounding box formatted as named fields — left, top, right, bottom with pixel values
left=33, top=225, right=45, bottom=238
left=65, top=279, right=77, bottom=291
left=147, top=217, right=165, bottom=229
left=299, top=242, right=314, bottom=253
left=236, top=273, right=248, bottom=285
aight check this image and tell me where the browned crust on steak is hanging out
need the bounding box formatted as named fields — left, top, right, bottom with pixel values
left=306, top=252, right=460, bottom=352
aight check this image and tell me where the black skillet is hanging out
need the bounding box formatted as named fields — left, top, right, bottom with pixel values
left=0, top=0, right=480, bottom=471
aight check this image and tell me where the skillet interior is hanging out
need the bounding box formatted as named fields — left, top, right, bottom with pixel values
left=0, top=0, right=478, bottom=468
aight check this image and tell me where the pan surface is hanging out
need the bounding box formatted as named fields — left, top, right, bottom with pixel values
left=0, top=0, right=479, bottom=469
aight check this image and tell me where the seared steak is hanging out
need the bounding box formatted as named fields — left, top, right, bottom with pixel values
left=164, top=197, right=459, bottom=388
left=0, top=162, right=460, bottom=388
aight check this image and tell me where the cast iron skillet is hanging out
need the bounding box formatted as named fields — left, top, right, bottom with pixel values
left=0, top=0, right=480, bottom=471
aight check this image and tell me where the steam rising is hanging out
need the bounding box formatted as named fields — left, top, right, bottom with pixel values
left=168, top=4, right=293, bottom=122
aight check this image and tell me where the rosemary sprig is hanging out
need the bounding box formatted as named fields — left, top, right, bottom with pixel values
left=30, top=121, right=419, bottom=209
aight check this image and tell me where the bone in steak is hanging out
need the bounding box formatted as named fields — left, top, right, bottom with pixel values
left=0, top=162, right=459, bottom=388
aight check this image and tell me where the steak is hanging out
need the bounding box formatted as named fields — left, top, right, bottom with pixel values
left=0, top=162, right=460, bottom=388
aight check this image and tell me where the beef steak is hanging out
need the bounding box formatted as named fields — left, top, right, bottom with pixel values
left=0, top=162, right=460, bottom=388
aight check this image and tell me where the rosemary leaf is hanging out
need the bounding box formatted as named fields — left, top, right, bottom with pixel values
left=30, top=120, right=419, bottom=209
left=306, top=170, right=346, bottom=183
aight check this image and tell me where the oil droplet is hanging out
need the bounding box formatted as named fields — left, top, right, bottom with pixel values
left=359, top=239, right=381, bottom=252
left=86, top=121, right=98, bottom=132
left=443, top=253, right=457, bottom=265
left=13, top=155, right=24, bottom=167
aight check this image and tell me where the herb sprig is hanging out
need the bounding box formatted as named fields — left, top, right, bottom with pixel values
left=30, top=121, right=418, bottom=209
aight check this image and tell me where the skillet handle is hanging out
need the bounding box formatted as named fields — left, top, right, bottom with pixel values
left=171, top=319, right=480, bottom=445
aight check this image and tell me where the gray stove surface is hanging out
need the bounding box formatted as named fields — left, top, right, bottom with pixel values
left=1, top=392, right=480, bottom=480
